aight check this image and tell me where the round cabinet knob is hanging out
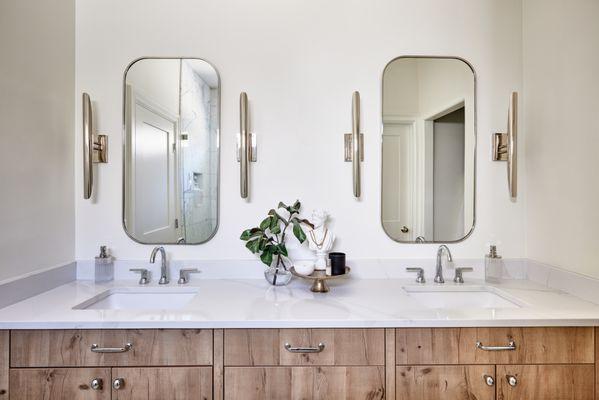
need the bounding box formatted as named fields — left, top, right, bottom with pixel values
left=90, top=378, right=103, bottom=390
left=484, top=375, right=495, bottom=386
left=401, top=226, right=409, bottom=233
left=112, top=378, right=125, bottom=390
left=507, top=375, right=518, bottom=387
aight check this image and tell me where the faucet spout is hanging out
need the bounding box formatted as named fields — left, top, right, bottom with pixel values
left=150, top=246, right=169, bottom=284
left=435, top=245, right=453, bottom=284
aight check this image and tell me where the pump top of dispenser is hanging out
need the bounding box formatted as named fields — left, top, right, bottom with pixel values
left=487, top=245, right=502, bottom=259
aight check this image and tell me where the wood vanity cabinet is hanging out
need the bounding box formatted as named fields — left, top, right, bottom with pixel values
left=2, top=327, right=599, bottom=399
left=8, top=329, right=214, bottom=400
left=223, top=329, right=386, bottom=400
left=394, top=327, right=595, bottom=400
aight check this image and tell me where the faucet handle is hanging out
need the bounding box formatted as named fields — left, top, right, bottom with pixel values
left=130, top=268, right=150, bottom=285
left=178, top=268, right=200, bottom=284
left=453, top=267, right=473, bottom=284
left=406, top=267, right=426, bottom=284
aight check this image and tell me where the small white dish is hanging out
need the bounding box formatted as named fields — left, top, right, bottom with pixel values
left=294, top=260, right=315, bottom=276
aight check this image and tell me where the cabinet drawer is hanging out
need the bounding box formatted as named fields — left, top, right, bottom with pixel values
left=497, top=365, right=594, bottom=400
left=11, top=329, right=213, bottom=367
left=396, top=365, right=495, bottom=400
left=396, top=327, right=593, bottom=364
left=224, top=329, right=385, bottom=366
left=10, top=368, right=111, bottom=400
left=224, top=366, right=385, bottom=400
left=112, top=367, right=212, bottom=400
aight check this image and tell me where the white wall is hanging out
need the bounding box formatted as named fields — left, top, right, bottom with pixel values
left=75, top=0, right=525, bottom=261
left=0, top=0, right=75, bottom=281
left=523, top=0, right=599, bottom=278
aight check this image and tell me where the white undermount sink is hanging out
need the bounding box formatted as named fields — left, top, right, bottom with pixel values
left=73, top=287, right=199, bottom=310
left=403, top=285, right=522, bottom=309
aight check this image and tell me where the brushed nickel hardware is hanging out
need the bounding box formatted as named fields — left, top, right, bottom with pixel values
left=506, top=375, right=518, bottom=387
left=406, top=267, right=426, bottom=284
left=484, top=375, right=495, bottom=387
left=400, top=226, right=409, bottom=233
left=238, top=92, right=257, bottom=199
left=453, top=267, right=473, bottom=284
left=415, top=236, right=426, bottom=243
left=476, top=340, right=516, bottom=351
left=130, top=268, right=150, bottom=285
left=435, top=245, right=453, bottom=284
left=284, top=342, right=325, bottom=353
left=344, top=133, right=364, bottom=161
left=492, top=92, right=518, bottom=201
left=90, top=343, right=133, bottom=353
left=112, top=378, right=125, bottom=390
left=150, top=246, right=169, bottom=284
left=90, top=378, right=103, bottom=390
left=344, top=91, right=362, bottom=197
left=82, top=92, right=108, bottom=199
left=178, top=268, right=200, bottom=284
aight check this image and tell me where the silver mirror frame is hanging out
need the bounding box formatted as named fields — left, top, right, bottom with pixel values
left=380, top=55, right=477, bottom=244
left=121, top=57, right=221, bottom=245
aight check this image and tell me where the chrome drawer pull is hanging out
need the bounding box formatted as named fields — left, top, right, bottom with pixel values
left=476, top=340, right=516, bottom=351
left=90, top=343, right=133, bottom=353
left=284, top=342, right=325, bottom=353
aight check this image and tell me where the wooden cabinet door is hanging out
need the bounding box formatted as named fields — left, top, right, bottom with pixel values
left=497, top=365, right=594, bottom=400
left=111, top=367, right=212, bottom=400
left=11, top=329, right=213, bottom=367
left=224, top=366, right=385, bottom=400
left=0, top=331, right=7, bottom=399
left=10, top=368, right=111, bottom=400
left=396, top=365, right=495, bottom=400
left=224, top=329, right=385, bottom=366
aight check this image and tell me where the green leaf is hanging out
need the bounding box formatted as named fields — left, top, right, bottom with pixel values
left=260, top=246, right=274, bottom=266
left=291, top=200, right=301, bottom=212
left=269, top=209, right=289, bottom=225
left=277, top=201, right=289, bottom=210
left=278, top=244, right=288, bottom=257
left=245, top=239, right=261, bottom=254
left=240, top=228, right=262, bottom=241
left=270, top=224, right=281, bottom=235
left=293, top=222, right=307, bottom=243
left=259, top=216, right=272, bottom=231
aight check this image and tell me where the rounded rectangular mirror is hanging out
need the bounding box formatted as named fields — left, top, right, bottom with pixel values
left=381, top=56, right=475, bottom=243
left=123, top=58, right=220, bottom=244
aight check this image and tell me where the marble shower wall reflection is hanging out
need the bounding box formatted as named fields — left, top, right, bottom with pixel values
left=180, top=60, right=219, bottom=242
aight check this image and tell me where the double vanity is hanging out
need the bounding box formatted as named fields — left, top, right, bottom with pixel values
left=1, top=257, right=599, bottom=399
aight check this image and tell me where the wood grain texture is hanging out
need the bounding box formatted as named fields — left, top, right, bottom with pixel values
left=396, top=328, right=460, bottom=364
left=11, top=329, right=213, bottom=367
left=224, top=329, right=384, bottom=366
left=0, top=331, right=7, bottom=399
left=112, top=367, right=212, bottom=400
left=396, top=365, right=495, bottom=400
left=10, top=368, right=111, bottom=400
left=497, top=364, right=594, bottom=400
left=385, top=329, right=396, bottom=400
left=396, top=327, right=593, bottom=365
left=214, top=329, right=224, bottom=400
left=459, top=327, right=594, bottom=364
left=224, top=366, right=385, bottom=400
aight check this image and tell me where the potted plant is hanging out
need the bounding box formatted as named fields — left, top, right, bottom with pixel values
left=240, top=200, right=314, bottom=285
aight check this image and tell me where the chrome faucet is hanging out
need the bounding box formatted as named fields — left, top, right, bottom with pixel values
left=150, top=246, right=169, bottom=284
left=435, top=245, right=453, bottom=284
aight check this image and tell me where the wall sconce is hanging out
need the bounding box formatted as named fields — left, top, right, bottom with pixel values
left=82, top=92, right=108, bottom=199
left=237, top=92, right=257, bottom=199
left=492, top=91, right=518, bottom=201
left=344, top=91, right=363, bottom=198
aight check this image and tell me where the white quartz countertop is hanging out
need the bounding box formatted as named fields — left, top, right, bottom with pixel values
left=1, top=277, right=599, bottom=329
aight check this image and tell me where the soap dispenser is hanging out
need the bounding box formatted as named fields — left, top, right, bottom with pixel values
left=95, top=245, right=114, bottom=283
left=484, top=245, right=504, bottom=283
